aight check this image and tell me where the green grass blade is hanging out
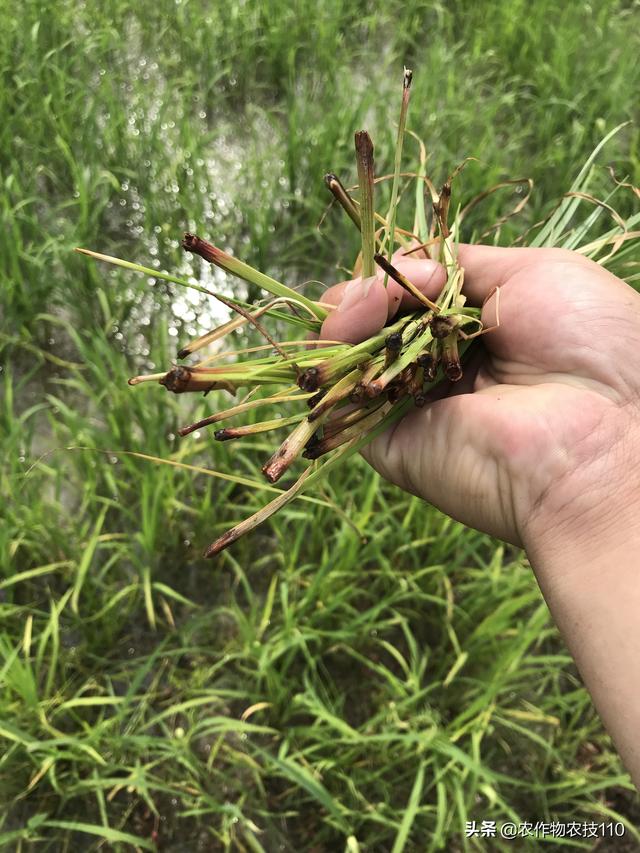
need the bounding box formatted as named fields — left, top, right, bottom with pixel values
left=391, top=760, right=425, bottom=853
left=530, top=123, right=630, bottom=247
left=41, top=820, right=156, bottom=850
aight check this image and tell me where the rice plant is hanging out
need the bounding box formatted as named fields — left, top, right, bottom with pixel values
left=78, top=73, right=640, bottom=559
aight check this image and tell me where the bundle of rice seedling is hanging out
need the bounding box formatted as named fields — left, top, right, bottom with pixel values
left=77, top=70, right=639, bottom=557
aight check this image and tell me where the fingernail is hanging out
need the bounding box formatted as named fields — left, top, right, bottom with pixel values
left=337, top=275, right=376, bottom=313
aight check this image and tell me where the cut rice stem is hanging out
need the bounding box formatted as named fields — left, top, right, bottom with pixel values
left=382, top=67, right=412, bottom=286
left=182, top=232, right=327, bottom=320
left=354, top=131, right=376, bottom=278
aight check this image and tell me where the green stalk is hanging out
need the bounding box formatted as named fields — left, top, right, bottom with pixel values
left=178, top=389, right=311, bottom=436
left=182, top=233, right=327, bottom=320
left=368, top=325, right=434, bottom=392
left=307, top=367, right=363, bottom=420
left=75, top=248, right=320, bottom=333
left=383, top=67, right=412, bottom=285
left=304, top=403, right=391, bottom=459
left=75, top=247, right=216, bottom=297
left=412, top=132, right=429, bottom=242
left=205, top=467, right=313, bottom=557
left=354, top=131, right=376, bottom=278
left=215, top=413, right=305, bottom=441
left=302, top=310, right=422, bottom=390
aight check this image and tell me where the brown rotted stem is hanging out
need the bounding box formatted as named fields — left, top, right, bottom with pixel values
left=262, top=414, right=331, bottom=483
left=351, top=360, right=383, bottom=402
left=160, top=366, right=235, bottom=395
left=441, top=332, right=463, bottom=381
left=323, top=401, right=383, bottom=439
left=182, top=232, right=216, bottom=262
left=307, top=368, right=362, bottom=422
left=307, top=389, right=326, bottom=409
left=373, top=253, right=439, bottom=312
left=430, top=314, right=458, bottom=339
left=417, top=350, right=437, bottom=382
left=303, top=404, right=389, bottom=460
left=434, top=182, right=452, bottom=238
left=354, top=130, right=376, bottom=279
left=383, top=332, right=403, bottom=368
left=324, top=173, right=361, bottom=231
left=298, top=366, right=320, bottom=392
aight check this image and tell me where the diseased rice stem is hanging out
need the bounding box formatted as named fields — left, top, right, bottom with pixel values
left=182, top=232, right=327, bottom=320
left=354, top=131, right=376, bottom=278
left=382, top=66, right=413, bottom=286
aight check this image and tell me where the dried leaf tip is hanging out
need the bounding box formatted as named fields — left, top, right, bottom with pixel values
left=354, top=128, right=373, bottom=151
left=182, top=232, right=223, bottom=266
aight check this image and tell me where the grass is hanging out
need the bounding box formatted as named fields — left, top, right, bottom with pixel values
left=1, top=0, right=640, bottom=849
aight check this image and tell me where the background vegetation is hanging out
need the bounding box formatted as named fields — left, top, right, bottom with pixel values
left=2, top=0, right=639, bottom=849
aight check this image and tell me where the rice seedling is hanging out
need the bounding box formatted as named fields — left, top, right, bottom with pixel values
left=77, top=74, right=639, bottom=559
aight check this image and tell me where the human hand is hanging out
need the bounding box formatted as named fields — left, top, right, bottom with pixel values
left=319, top=245, right=640, bottom=547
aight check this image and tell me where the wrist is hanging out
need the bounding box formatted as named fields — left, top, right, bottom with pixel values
left=519, top=406, right=640, bottom=568
left=522, top=466, right=640, bottom=574
left=518, top=434, right=640, bottom=789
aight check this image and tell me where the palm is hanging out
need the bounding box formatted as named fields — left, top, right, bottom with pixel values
left=362, top=252, right=640, bottom=545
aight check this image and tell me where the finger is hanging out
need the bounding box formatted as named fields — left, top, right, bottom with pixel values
left=320, top=257, right=446, bottom=344
left=308, top=283, right=346, bottom=343
left=320, top=275, right=389, bottom=343
left=386, top=257, right=447, bottom=318
left=318, top=281, right=347, bottom=309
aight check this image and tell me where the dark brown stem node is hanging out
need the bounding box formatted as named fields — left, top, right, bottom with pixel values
left=417, top=351, right=437, bottom=382
left=298, top=367, right=320, bottom=392
left=384, top=331, right=403, bottom=368
left=430, top=314, right=457, bottom=339
left=214, top=429, right=238, bottom=441
left=442, top=332, right=463, bottom=381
